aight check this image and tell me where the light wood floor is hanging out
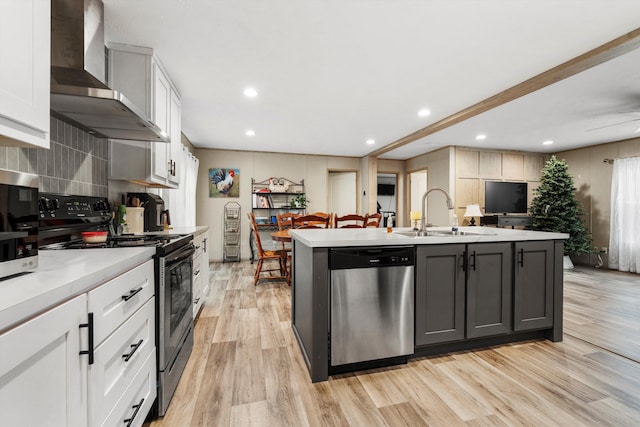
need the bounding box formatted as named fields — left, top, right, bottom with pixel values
left=564, top=267, right=640, bottom=363
left=148, top=262, right=640, bottom=426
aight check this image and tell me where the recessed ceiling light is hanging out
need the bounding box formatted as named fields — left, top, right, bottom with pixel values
left=476, top=134, right=487, bottom=141
left=417, top=109, right=431, bottom=117
left=243, top=87, right=258, bottom=97
left=245, top=130, right=255, bottom=136
left=366, top=139, right=375, bottom=145
left=542, top=140, right=554, bottom=145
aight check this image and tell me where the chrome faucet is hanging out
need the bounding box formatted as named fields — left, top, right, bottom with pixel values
left=420, top=187, right=454, bottom=235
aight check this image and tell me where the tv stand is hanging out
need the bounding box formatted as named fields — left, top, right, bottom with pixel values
left=481, top=215, right=532, bottom=229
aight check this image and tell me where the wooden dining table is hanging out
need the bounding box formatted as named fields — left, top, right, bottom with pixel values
left=270, top=229, right=292, bottom=284
left=270, top=229, right=292, bottom=243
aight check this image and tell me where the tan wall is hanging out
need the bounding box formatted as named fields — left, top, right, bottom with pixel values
left=405, top=147, right=453, bottom=227
left=453, top=147, right=548, bottom=225
left=557, top=136, right=640, bottom=266
left=195, top=148, right=360, bottom=261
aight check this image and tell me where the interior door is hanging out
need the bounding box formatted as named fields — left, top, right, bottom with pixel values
left=328, top=171, right=357, bottom=215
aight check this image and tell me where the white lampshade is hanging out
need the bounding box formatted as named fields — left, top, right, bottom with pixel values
left=464, top=204, right=483, bottom=218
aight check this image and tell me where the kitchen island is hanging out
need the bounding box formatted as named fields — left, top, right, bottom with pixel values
left=289, top=226, right=568, bottom=382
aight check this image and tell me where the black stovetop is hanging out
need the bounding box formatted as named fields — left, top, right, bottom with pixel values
left=38, top=192, right=192, bottom=255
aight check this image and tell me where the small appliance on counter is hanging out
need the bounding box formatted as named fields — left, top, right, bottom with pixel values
left=0, top=169, right=39, bottom=279
left=127, top=193, right=166, bottom=231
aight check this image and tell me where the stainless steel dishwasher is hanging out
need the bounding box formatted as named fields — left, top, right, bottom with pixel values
left=330, top=246, right=415, bottom=367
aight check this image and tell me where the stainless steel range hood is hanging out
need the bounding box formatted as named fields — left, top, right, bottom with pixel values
left=50, top=0, right=168, bottom=142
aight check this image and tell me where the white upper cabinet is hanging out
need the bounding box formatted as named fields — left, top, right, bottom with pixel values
left=0, top=0, right=50, bottom=148
left=108, top=43, right=182, bottom=188
left=167, top=89, right=182, bottom=186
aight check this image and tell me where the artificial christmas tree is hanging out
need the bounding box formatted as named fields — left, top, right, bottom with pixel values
left=530, top=156, right=594, bottom=266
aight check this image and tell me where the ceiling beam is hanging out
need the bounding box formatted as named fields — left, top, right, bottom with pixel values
left=369, top=26, right=640, bottom=157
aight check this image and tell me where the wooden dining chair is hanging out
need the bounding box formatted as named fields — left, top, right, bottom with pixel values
left=364, top=213, right=382, bottom=227
left=247, top=213, right=287, bottom=285
left=292, top=213, right=330, bottom=229
left=334, top=214, right=366, bottom=228
left=275, top=212, right=298, bottom=283
left=276, top=212, right=299, bottom=230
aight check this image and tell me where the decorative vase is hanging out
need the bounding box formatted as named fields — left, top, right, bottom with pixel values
left=563, top=255, right=574, bottom=271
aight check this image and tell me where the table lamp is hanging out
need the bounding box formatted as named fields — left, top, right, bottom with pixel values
left=463, top=204, right=483, bottom=226
left=410, top=211, right=421, bottom=230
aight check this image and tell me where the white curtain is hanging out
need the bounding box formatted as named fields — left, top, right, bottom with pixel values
left=160, top=147, right=199, bottom=227
left=609, top=156, right=640, bottom=272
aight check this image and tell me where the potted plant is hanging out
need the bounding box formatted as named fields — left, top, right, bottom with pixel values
left=290, top=194, right=308, bottom=209
left=529, top=155, right=595, bottom=269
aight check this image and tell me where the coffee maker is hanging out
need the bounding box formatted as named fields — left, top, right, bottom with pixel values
left=127, top=193, right=166, bottom=231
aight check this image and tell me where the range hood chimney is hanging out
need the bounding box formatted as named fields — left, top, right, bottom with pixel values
left=50, top=0, right=168, bottom=142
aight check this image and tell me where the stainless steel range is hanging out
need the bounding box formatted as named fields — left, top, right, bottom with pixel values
left=38, top=193, right=194, bottom=417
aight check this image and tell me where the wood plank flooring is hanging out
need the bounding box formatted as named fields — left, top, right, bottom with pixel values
left=564, top=267, right=640, bottom=363
left=147, top=262, right=640, bottom=426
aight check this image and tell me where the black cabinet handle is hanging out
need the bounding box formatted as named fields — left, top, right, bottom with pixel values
left=194, top=269, right=200, bottom=276
left=122, top=287, right=143, bottom=301
left=194, top=297, right=200, bottom=305
left=470, top=250, right=476, bottom=271
left=124, top=398, right=145, bottom=426
left=122, top=339, right=143, bottom=362
left=460, top=253, right=467, bottom=272
left=79, top=313, right=94, bottom=365
left=518, top=248, right=524, bottom=267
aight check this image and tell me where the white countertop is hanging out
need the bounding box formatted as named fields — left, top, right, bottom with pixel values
left=142, top=225, right=209, bottom=237
left=0, top=225, right=209, bottom=333
left=0, top=247, right=156, bottom=333
left=289, top=226, right=569, bottom=248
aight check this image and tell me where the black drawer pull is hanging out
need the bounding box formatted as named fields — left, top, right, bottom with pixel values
left=122, top=287, right=143, bottom=301
left=124, top=398, right=145, bottom=426
left=194, top=297, right=200, bottom=305
left=79, top=313, right=94, bottom=365
left=122, top=339, right=143, bottom=362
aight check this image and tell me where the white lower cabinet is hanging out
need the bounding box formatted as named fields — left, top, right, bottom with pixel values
left=0, top=259, right=157, bottom=427
left=0, top=295, right=88, bottom=427
left=192, top=231, right=209, bottom=317
left=102, top=351, right=156, bottom=427
left=89, top=297, right=156, bottom=427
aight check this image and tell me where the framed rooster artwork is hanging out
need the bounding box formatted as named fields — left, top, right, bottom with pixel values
left=209, top=168, right=240, bottom=198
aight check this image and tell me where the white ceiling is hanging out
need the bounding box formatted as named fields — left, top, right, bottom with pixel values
left=103, top=0, right=640, bottom=160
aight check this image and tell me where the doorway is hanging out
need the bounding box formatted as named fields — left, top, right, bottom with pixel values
left=377, top=173, right=397, bottom=227
left=409, top=170, right=428, bottom=222
left=328, top=171, right=357, bottom=215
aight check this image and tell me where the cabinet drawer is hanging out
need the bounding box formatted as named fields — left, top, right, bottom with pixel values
left=88, top=260, right=154, bottom=345
left=100, top=350, right=156, bottom=427
left=90, top=298, right=155, bottom=427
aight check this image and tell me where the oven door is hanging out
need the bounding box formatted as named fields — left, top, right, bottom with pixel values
left=158, top=243, right=195, bottom=369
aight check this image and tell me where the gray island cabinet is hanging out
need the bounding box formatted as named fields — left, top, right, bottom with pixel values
left=289, top=227, right=567, bottom=382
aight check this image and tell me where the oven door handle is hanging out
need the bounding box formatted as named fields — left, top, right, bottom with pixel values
left=165, top=244, right=196, bottom=266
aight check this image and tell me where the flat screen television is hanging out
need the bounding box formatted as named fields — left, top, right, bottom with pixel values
left=484, top=181, right=528, bottom=214
left=377, top=183, right=395, bottom=196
